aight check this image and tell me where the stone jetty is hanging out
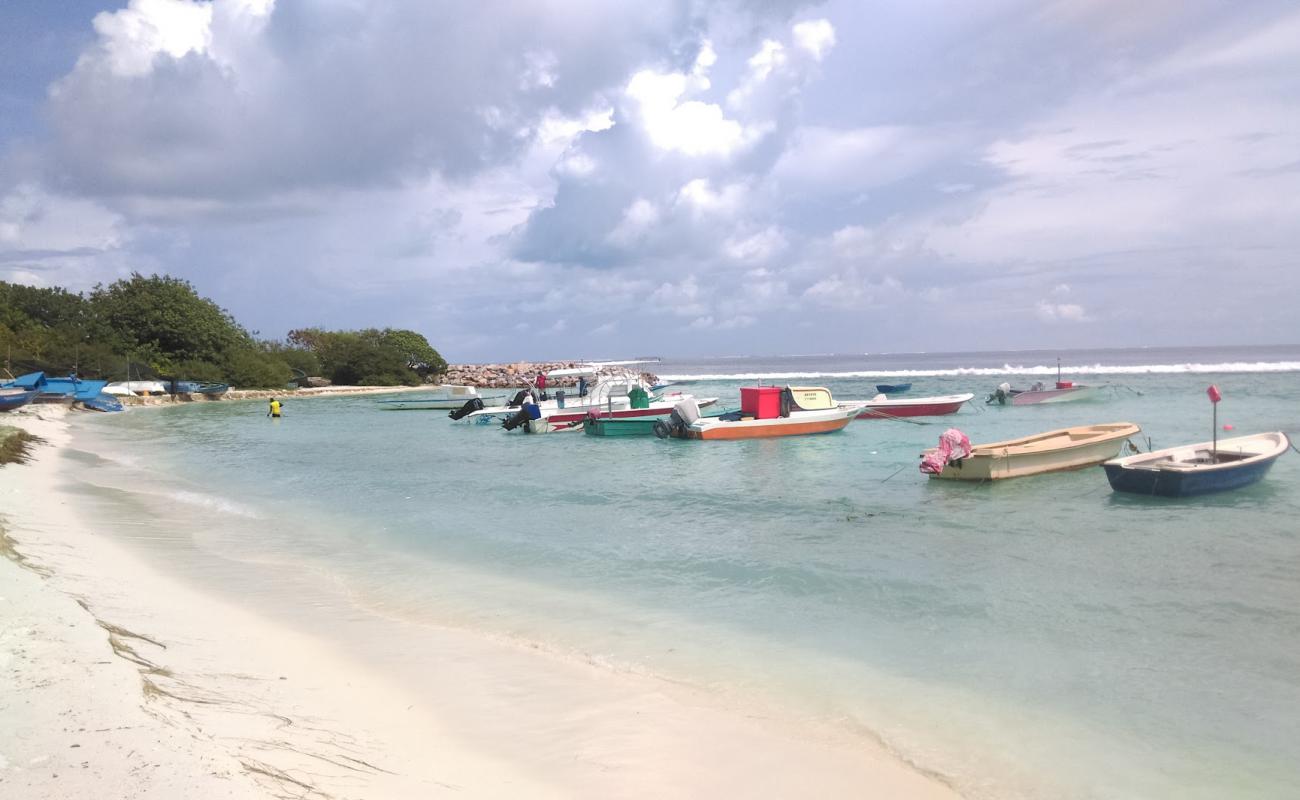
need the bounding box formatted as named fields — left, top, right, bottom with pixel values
left=441, top=361, right=659, bottom=388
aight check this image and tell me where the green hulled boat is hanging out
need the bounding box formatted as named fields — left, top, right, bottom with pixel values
left=583, top=407, right=736, bottom=437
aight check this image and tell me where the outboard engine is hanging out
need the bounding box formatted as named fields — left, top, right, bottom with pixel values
left=986, top=382, right=1012, bottom=406
left=502, top=402, right=542, bottom=431
left=448, top=396, right=485, bottom=420
left=653, top=398, right=700, bottom=439
left=507, top=389, right=530, bottom=408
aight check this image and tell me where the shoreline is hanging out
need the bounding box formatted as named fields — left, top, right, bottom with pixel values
left=0, top=406, right=961, bottom=799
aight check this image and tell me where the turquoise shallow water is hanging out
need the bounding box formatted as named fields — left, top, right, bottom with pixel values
left=67, top=351, right=1300, bottom=799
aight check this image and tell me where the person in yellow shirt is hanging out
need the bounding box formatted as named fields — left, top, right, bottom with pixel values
left=268, top=398, right=282, bottom=418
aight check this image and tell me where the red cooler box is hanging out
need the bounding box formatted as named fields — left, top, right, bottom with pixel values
left=740, top=386, right=783, bottom=419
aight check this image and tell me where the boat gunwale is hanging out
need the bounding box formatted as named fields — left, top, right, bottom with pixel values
left=1104, top=432, right=1289, bottom=473
left=964, top=422, right=1140, bottom=457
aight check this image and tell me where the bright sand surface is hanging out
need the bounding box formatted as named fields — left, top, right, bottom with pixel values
left=0, top=407, right=959, bottom=799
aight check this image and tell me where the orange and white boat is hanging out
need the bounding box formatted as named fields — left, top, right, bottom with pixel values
left=657, top=386, right=863, bottom=440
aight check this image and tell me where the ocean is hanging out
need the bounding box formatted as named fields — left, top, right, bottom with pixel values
left=62, top=346, right=1300, bottom=798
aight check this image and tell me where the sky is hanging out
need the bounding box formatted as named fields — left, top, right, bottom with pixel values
left=1, top=0, right=1298, bottom=361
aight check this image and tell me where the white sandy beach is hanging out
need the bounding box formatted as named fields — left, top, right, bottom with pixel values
left=0, top=406, right=960, bottom=799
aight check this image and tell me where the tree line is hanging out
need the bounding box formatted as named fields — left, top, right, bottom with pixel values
left=0, top=274, right=447, bottom=388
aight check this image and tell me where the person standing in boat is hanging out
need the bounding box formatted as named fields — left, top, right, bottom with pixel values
left=534, top=371, right=548, bottom=400
left=577, top=375, right=588, bottom=398
left=268, top=397, right=282, bottom=418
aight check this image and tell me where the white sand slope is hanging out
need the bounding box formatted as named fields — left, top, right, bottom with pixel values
left=0, top=407, right=961, bottom=799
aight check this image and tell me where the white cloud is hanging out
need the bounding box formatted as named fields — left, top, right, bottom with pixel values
left=625, top=68, right=750, bottom=157
left=606, top=198, right=661, bottom=246
left=724, top=227, right=787, bottom=263
left=675, top=178, right=746, bottom=217
left=89, top=0, right=214, bottom=77
left=792, top=19, right=836, bottom=61
left=1036, top=301, right=1090, bottom=322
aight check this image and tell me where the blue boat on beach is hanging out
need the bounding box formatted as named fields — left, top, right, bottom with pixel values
left=0, top=387, right=40, bottom=411
left=1102, top=432, right=1289, bottom=497
left=875, top=383, right=911, bottom=394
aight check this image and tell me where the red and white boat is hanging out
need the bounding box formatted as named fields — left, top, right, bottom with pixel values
left=855, top=392, right=973, bottom=419
left=660, top=387, right=863, bottom=440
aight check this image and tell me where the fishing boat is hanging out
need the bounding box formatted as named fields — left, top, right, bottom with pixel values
left=377, top=385, right=503, bottom=411
left=986, top=359, right=1098, bottom=406
left=875, top=383, right=911, bottom=394
left=856, top=393, right=973, bottom=419
left=582, top=406, right=736, bottom=437
left=921, top=422, right=1140, bottom=480
left=657, top=387, right=863, bottom=440
left=1103, top=432, right=1289, bottom=497
left=456, top=366, right=680, bottom=424
left=0, top=387, right=40, bottom=412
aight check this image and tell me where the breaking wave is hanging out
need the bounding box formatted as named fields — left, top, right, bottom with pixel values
left=658, top=361, right=1300, bottom=382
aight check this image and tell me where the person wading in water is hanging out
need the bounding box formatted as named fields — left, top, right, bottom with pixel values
left=268, top=398, right=283, bottom=418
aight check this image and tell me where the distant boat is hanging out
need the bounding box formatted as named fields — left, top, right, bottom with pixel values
left=875, top=383, right=911, bottom=394
left=379, top=385, right=506, bottom=410
left=1103, top=432, right=1289, bottom=497
left=657, top=387, right=863, bottom=440
left=856, top=393, right=973, bottom=419
left=986, top=381, right=1098, bottom=405
left=987, top=358, right=1098, bottom=405
left=0, top=387, right=39, bottom=412
left=921, top=422, right=1140, bottom=480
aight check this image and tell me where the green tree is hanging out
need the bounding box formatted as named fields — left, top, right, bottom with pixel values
left=380, top=329, right=447, bottom=377
left=89, top=273, right=252, bottom=374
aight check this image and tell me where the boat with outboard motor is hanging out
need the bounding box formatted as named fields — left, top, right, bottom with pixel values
left=1102, top=432, right=1289, bottom=497
left=986, top=359, right=1099, bottom=406
left=378, top=385, right=505, bottom=411
left=655, top=386, right=864, bottom=440
left=920, top=422, right=1140, bottom=480
left=856, top=393, right=973, bottom=419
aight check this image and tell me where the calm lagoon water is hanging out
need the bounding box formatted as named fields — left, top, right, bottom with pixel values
left=65, top=347, right=1300, bottom=799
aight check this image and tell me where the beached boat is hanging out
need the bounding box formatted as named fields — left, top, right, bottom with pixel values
left=921, top=422, right=1140, bottom=480
left=856, top=393, right=973, bottom=419
left=0, top=387, right=40, bottom=412
left=80, top=393, right=125, bottom=413
left=875, top=383, right=911, bottom=394
left=104, top=380, right=169, bottom=396
left=658, top=387, right=863, bottom=440
left=378, top=385, right=504, bottom=411
left=1103, top=432, right=1290, bottom=497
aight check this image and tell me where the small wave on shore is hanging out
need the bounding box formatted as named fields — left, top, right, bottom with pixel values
left=658, top=361, right=1300, bottom=381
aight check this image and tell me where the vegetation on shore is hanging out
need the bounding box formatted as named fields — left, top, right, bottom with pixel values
left=0, top=426, right=45, bottom=466
left=1, top=275, right=445, bottom=388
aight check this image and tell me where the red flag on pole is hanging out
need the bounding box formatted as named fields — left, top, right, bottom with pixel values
left=1206, top=384, right=1222, bottom=403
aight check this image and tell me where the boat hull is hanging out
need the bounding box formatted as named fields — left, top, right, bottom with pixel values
left=929, top=423, right=1139, bottom=480
left=1010, top=386, right=1098, bottom=405
left=875, top=383, right=911, bottom=394
left=856, top=394, right=972, bottom=419
left=1103, top=433, right=1289, bottom=497
left=686, top=410, right=855, bottom=440
left=0, top=388, right=40, bottom=411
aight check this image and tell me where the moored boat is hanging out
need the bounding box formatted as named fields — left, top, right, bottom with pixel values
left=856, top=393, right=973, bottom=419
left=582, top=405, right=736, bottom=437
left=1103, top=432, right=1289, bottom=497
left=875, top=383, right=911, bottom=394
left=379, top=385, right=503, bottom=410
left=921, top=422, right=1140, bottom=480
left=986, top=381, right=1098, bottom=406
left=658, top=386, right=863, bottom=440
left=0, top=387, right=40, bottom=412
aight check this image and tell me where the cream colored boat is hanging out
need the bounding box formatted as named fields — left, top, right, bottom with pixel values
left=924, top=422, right=1141, bottom=480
